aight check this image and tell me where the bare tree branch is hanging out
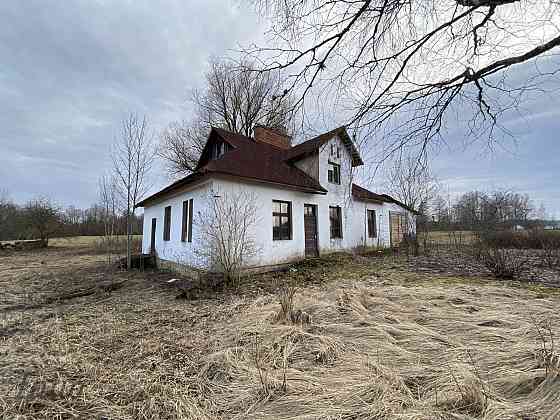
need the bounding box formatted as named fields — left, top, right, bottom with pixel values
left=246, top=0, right=560, bottom=161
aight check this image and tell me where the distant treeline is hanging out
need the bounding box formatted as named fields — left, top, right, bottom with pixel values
left=421, top=190, right=554, bottom=231
left=0, top=195, right=142, bottom=242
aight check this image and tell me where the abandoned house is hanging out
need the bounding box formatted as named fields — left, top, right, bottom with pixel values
left=136, top=126, right=417, bottom=271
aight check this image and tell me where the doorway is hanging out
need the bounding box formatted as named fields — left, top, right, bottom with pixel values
left=304, top=204, right=319, bottom=257
left=150, top=218, right=157, bottom=254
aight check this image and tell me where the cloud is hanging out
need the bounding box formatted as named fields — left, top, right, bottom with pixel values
left=1, top=1, right=558, bottom=219
left=0, top=0, right=260, bottom=207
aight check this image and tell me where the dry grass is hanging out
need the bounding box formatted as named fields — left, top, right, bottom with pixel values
left=1, top=240, right=560, bottom=419
left=419, top=230, right=477, bottom=245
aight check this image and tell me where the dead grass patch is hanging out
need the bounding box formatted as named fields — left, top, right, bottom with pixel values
left=1, top=242, right=560, bottom=419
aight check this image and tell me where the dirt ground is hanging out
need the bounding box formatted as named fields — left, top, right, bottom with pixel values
left=1, top=238, right=560, bottom=419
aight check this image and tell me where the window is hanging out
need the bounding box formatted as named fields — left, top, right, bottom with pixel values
left=329, top=206, right=342, bottom=239
left=211, top=141, right=231, bottom=159
left=163, top=206, right=171, bottom=241
left=182, top=199, right=194, bottom=242
left=367, top=209, right=377, bottom=238
left=188, top=199, right=193, bottom=242
left=273, top=200, right=292, bottom=240
left=328, top=162, right=341, bottom=184
left=181, top=200, right=194, bottom=242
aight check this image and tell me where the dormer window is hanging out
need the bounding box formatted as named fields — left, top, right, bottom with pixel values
left=328, top=161, right=341, bottom=184
left=211, top=141, right=231, bottom=159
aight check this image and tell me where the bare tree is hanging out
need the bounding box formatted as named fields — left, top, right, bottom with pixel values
left=0, top=190, right=22, bottom=241
left=98, top=174, right=120, bottom=263
left=159, top=59, right=295, bottom=176
left=195, top=190, right=261, bottom=285
left=24, top=197, right=61, bottom=246
left=112, top=113, right=155, bottom=270
left=386, top=155, right=439, bottom=214
left=246, top=1, right=560, bottom=160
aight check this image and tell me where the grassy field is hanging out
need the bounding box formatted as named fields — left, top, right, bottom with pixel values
left=1, top=237, right=560, bottom=419
left=418, top=230, right=477, bottom=246
left=48, top=235, right=142, bottom=248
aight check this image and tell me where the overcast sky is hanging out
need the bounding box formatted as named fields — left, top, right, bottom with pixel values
left=1, top=1, right=559, bottom=218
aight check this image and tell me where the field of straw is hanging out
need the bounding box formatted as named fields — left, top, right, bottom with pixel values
left=1, top=237, right=560, bottom=419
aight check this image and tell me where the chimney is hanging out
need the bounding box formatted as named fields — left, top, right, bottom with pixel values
left=253, top=125, right=292, bottom=149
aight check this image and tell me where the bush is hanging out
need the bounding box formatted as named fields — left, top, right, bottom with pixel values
left=473, top=243, right=529, bottom=279
left=479, top=230, right=560, bottom=250
left=94, top=236, right=142, bottom=254
left=274, top=283, right=311, bottom=325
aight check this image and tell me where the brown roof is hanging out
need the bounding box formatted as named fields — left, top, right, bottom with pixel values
left=352, top=184, right=419, bottom=214
left=284, top=126, right=364, bottom=167
left=136, top=127, right=329, bottom=207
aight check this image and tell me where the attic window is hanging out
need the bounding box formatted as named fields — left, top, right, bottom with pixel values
left=328, top=162, right=341, bottom=184
left=211, top=141, right=231, bottom=159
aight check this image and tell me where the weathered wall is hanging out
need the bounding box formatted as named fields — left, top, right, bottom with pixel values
left=141, top=181, right=213, bottom=268
left=141, top=134, right=415, bottom=270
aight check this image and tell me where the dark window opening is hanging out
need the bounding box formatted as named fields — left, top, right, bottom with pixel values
left=273, top=200, right=292, bottom=240
left=328, top=162, right=341, bottom=184
left=163, top=206, right=171, bottom=241
left=330, top=206, right=343, bottom=239
left=211, top=141, right=231, bottom=159
left=367, top=209, right=377, bottom=238
left=188, top=199, right=193, bottom=242
left=181, top=201, right=189, bottom=242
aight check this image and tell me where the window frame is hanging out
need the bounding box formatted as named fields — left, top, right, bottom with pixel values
left=329, top=206, right=343, bottom=239
left=188, top=199, right=193, bottom=242
left=181, top=200, right=189, bottom=242
left=163, top=205, right=172, bottom=241
left=272, top=200, right=292, bottom=241
left=328, top=161, right=341, bottom=185
left=367, top=209, right=377, bottom=238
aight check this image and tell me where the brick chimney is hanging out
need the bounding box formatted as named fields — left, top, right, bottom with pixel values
left=253, top=125, right=292, bottom=149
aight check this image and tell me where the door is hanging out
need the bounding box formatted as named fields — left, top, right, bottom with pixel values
left=389, top=212, right=406, bottom=247
left=304, top=204, right=319, bottom=257
left=150, top=218, right=157, bottom=254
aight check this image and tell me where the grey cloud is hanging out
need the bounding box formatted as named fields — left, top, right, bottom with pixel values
left=0, top=0, right=258, bottom=207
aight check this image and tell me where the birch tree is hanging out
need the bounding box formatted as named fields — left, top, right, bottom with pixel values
left=112, top=113, right=155, bottom=269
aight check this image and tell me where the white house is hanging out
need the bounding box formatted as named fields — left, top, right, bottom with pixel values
left=136, top=126, right=417, bottom=271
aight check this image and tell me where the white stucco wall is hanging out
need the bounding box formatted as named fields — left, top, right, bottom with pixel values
left=141, top=135, right=415, bottom=269
left=141, top=181, right=213, bottom=268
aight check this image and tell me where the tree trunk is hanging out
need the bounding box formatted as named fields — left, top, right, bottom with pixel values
left=127, top=188, right=131, bottom=270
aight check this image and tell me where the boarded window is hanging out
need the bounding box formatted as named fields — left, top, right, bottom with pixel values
left=273, top=200, right=292, bottom=240
left=390, top=212, right=407, bottom=246
left=328, top=162, right=341, bottom=184
left=367, top=209, right=377, bottom=238
left=163, top=206, right=171, bottom=241
left=329, top=206, right=343, bottom=239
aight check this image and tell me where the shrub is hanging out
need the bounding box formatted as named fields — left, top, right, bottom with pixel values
left=473, top=243, right=529, bottom=279
left=274, top=283, right=311, bottom=325
left=479, top=229, right=560, bottom=250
